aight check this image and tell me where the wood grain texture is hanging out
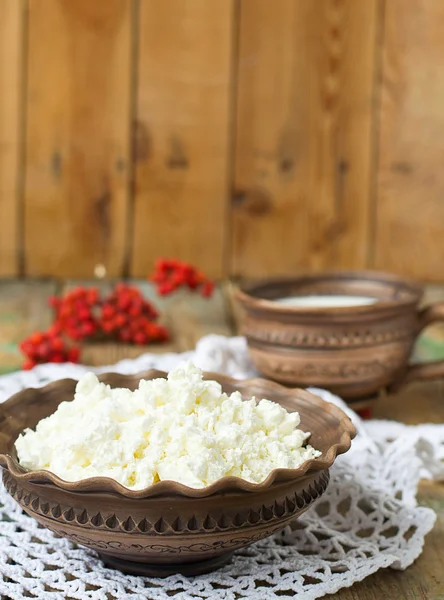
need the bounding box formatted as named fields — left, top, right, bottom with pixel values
left=327, top=380, right=444, bottom=600
left=232, top=0, right=378, bottom=278
left=24, top=0, right=133, bottom=278
left=0, top=280, right=57, bottom=374
left=131, top=0, right=234, bottom=279
left=375, top=0, right=444, bottom=281
left=0, top=0, right=24, bottom=275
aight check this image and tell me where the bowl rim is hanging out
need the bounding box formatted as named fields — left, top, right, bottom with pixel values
left=0, top=370, right=356, bottom=499
left=235, top=269, right=422, bottom=315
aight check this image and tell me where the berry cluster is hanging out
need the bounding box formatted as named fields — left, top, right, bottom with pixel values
left=19, top=259, right=214, bottom=369
left=49, top=287, right=99, bottom=341
left=21, top=284, right=168, bottom=368
left=49, top=283, right=167, bottom=345
left=100, top=283, right=168, bottom=345
left=151, top=259, right=214, bottom=297
left=19, top=329, right=80, bottom=370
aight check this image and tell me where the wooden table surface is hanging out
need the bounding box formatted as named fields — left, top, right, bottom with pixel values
left=0, top=280, right=443, bottom=599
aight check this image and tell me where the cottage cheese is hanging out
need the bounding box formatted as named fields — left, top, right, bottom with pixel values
left=15, top=362, right=320, bottom=489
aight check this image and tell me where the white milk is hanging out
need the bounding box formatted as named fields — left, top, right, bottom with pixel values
left=274, top=295, right=378, bottom=308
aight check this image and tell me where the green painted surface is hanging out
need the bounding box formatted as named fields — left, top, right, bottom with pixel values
left=415, top=334, right=444, bottom=361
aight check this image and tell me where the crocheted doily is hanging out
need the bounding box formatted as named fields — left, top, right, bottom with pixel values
left=0, top=335, right=442, bottom=600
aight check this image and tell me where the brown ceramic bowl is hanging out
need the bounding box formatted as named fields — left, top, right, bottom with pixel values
left=235, top=270, right=444, bottom=401
left=0, top=370, right=355, bottom=577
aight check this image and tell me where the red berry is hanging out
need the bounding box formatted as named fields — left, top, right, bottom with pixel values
left=133, top=331, right=147, bottom=345
left=114, top=314, right=126, bottom=327
left=171, top=271, right=185, bottom=286
left=159, top=326, right=169, bottom=341
left=358, top=407, right=373, bottom=420
left=59, top=305, right=72, bottom=318
left=67, top=348, right=80, bottom=362
left=50, top=337, right=65, bottom=352
left=151, top=272, right=166, bottom=283
left=67, top=316, right=78, bottom=329
left=29, top=332, right=44, bottom=345
left=128, top=303, right=142, bottom=317
left=148, top=308, right=158, bottom=320
left=103, top=321, right=116, bottom=333
left=102, top=304, right=115, bottom=319
left=86, top=288, right=99, bottom=305
left=47, top=324, right=62, bottom=337
left=189, top=279, right=201, bottom=290
left=117, top=296, right=131, bottom=311
left=82, top=321, right=96, bottom=336
left=46, top=286, right=101, bottom=342
left=77, top=306, right=91, bottom=321
left=119, top=327, right=132, bottom=342
left=36, top=342, right=50, bottom=359
left=201, top=281, right=214, bottom=298
left=23, top=359, right=36, bottom=370
left=51, top=353, right=64, bottom=363
left=158, top=282, right=175, bottom=295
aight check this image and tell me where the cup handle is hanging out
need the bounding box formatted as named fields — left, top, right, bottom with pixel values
left=390, top=302, right=444, bottom=391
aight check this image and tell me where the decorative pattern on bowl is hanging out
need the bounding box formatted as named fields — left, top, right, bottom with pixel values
left=235, top=270, right=444, bottom=400
left=0, top=370, right=355, bottom=577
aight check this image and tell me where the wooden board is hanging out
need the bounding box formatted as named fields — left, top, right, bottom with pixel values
left=375, top=0, right=444, bottom=281
left=328, top=380, right=444, bottom=599
left=0, top=280, right=57, bottom=374
left=0, top=278, right=443, bottom=597
left=231, top=0, right=378, bottom=278
left=131, top=0, right=234, bottom=279
left=0, top=0, right=24, bottom=276
left=23, top=0, right=133, bottom=278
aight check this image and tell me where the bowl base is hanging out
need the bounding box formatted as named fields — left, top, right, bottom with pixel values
left=99, top=551, right=234, bottom=577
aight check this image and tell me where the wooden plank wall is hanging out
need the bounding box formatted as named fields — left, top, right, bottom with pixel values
left=24, top=0, right=133, bottom=278
left=0, top=0, right=443, bottom=282
left=232, top=0, right=378, bottom=277
left=375, top=0, right=444, bottom=280
left=0, top=0, right=24, bottom=275
left=131, top=0, right=234, bottom=279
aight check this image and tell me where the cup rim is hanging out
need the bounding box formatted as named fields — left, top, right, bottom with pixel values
left=236, top=269, right=422, bottom=315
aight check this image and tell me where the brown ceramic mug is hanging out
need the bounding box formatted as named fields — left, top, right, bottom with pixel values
left=235, top=271, right=444, bottom=401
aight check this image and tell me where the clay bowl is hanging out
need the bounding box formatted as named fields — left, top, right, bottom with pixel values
left=0, top=370, right=355, bottom=577
left=235, top=270, right=444, bottom=402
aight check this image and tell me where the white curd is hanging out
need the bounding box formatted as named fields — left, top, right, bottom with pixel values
left=15, top=362, right=320, bottom=489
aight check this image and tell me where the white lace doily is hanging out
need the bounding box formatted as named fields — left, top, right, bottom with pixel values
left=0, top=335, right=443, bottom=600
